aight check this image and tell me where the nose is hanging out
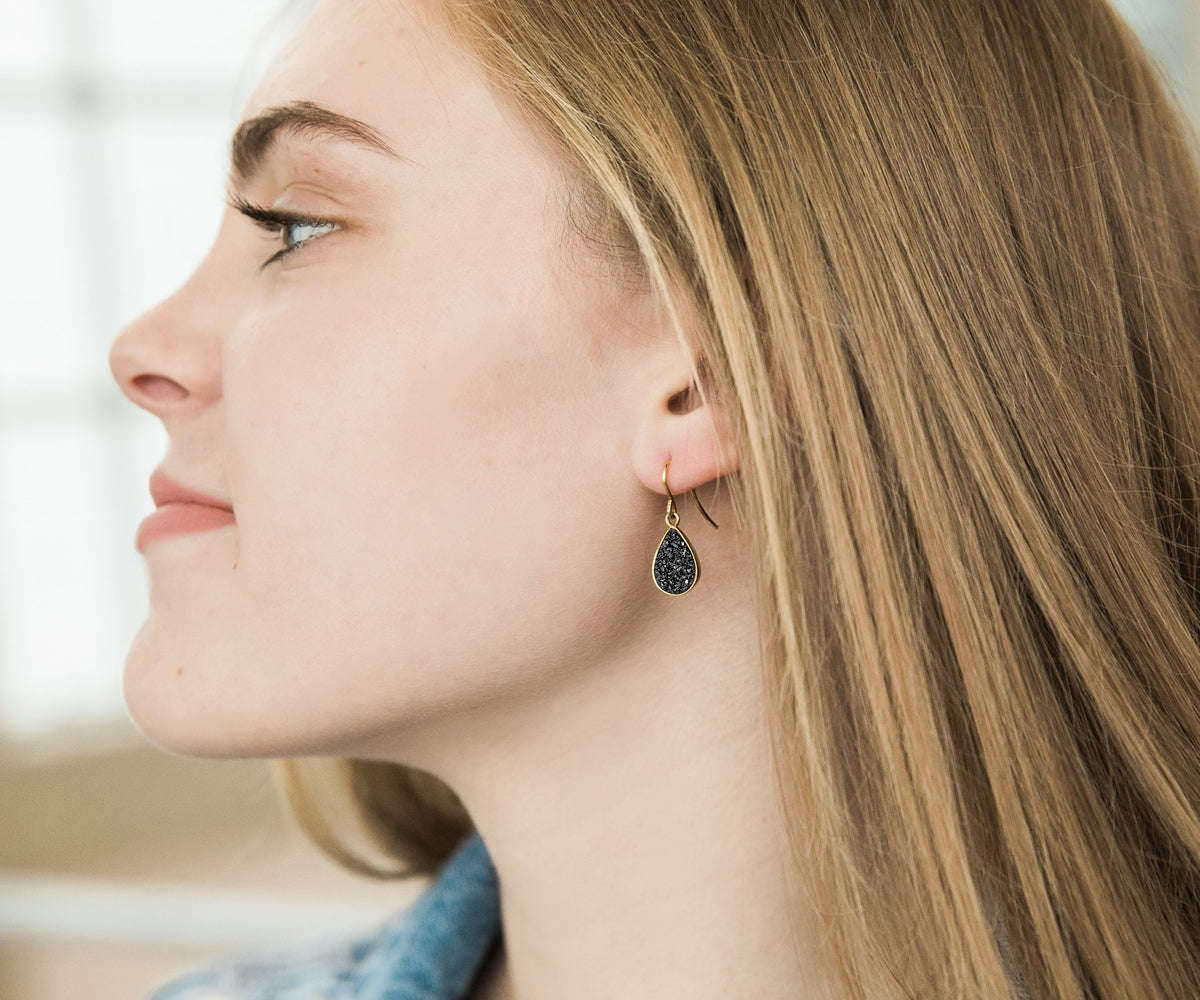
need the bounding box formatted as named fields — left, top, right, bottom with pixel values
left=108, top=277, right=223, bottom=420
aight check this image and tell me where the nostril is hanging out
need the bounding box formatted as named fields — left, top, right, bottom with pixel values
left=131, top=373, right=189, bottom=403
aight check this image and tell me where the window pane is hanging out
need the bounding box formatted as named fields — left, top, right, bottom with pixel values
left=0, top=116, right=91, bottom=393
left=91, top=0, right=293, bottom=80
left=0, top=5, right=60, bottom=77
left=108, top=117, right=231, bottom=326
left=0, top=424, right=123, bottom=738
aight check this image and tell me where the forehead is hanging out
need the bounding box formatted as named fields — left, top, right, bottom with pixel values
left=238, top=0, right=527, bottom=172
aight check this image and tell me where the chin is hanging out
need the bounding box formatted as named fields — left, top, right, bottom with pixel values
left=121, top=619, right=256, bottom=760
left=123, top=673, right=231, bottom=760
left=120, top=634, right=379, bottom=762
left=123, top=691, right=294, bottom=761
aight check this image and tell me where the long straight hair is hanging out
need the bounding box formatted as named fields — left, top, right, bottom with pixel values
left=280, top=0, right=1200, bottom=995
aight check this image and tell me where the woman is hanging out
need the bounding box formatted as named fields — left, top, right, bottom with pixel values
left=107, top=0, right=1200, bottom=996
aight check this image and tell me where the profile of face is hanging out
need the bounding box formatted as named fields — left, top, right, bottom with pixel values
left=108, top=0, right=739, bottom=763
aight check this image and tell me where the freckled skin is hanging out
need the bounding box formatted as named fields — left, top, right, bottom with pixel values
left=107, top=0, right=738, bottom=762
left=106, top=5, right=845, bottom=1000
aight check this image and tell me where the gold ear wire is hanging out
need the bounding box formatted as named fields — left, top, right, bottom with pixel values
left=653, top=458, right=719, bottom=596
left=661, top=459, right=719, bottom=530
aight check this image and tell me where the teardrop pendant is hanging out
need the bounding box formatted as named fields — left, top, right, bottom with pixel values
left=653, top=524, right=700, bottom=595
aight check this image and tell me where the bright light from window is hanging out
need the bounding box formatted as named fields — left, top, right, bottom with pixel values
left=0, top=0, right=302, bottom=753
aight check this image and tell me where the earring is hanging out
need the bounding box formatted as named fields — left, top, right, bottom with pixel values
left=652, top=458, right=719, bottom=596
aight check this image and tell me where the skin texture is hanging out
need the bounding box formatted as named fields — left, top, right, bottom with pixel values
left=108, top=1, right=839, bottom=997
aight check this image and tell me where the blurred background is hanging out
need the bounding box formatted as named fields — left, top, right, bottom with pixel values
left=0, top=0, right=1196, bottom=997
left=0, top=1, right=424, bottom=997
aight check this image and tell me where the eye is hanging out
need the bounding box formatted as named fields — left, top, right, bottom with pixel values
left=227, top=193, right=343, bottom=269
left=276, top=218, right=338, bottom=258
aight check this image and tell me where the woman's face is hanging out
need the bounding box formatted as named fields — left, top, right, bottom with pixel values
left=108, top=0, right=698, bottom=759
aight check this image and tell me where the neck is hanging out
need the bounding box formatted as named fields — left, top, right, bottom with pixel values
left=369, top=525, right=843, bottom=999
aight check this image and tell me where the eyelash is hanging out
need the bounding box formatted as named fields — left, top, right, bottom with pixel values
left=227, top=193, right=342, bottom=269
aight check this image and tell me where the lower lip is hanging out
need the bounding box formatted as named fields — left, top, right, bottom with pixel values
left=136, top=502, right=236, bottom=552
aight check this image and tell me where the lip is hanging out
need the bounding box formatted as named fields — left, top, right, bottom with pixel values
left=148, top=470, right=233, bottom=510
left=136, top=470, right=235, bottom=552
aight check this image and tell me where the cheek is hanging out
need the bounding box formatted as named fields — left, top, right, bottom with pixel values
left=216, top=267, right=635, bottom=727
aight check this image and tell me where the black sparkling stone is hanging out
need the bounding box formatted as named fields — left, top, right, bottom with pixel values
left=653, top=526, right=697, bottom=595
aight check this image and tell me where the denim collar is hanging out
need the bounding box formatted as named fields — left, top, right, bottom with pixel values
left=149, top=829, right=1037, bottom=999
left=148, top=830, right=502, bottom=1000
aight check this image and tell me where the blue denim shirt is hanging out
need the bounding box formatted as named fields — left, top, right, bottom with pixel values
left=149, top=829, right=1034, bottom=999
left=147, top=831, right=501, bottom=1000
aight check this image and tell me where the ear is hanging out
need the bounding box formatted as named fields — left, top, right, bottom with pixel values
left=630, top=355, right=740, bottom=498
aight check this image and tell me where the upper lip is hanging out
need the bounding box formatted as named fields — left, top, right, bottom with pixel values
left=149, top=469, right=234, bottom=511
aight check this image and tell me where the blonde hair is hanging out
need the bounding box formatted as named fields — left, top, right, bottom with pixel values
left=279, top=0, right=1200, bottom=995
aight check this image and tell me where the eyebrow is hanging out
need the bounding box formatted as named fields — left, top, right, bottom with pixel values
left=228, top=99, right=408, bottom=185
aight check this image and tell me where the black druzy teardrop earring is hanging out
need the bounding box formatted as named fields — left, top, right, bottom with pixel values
left=652, top=458, right=719, bottom=595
